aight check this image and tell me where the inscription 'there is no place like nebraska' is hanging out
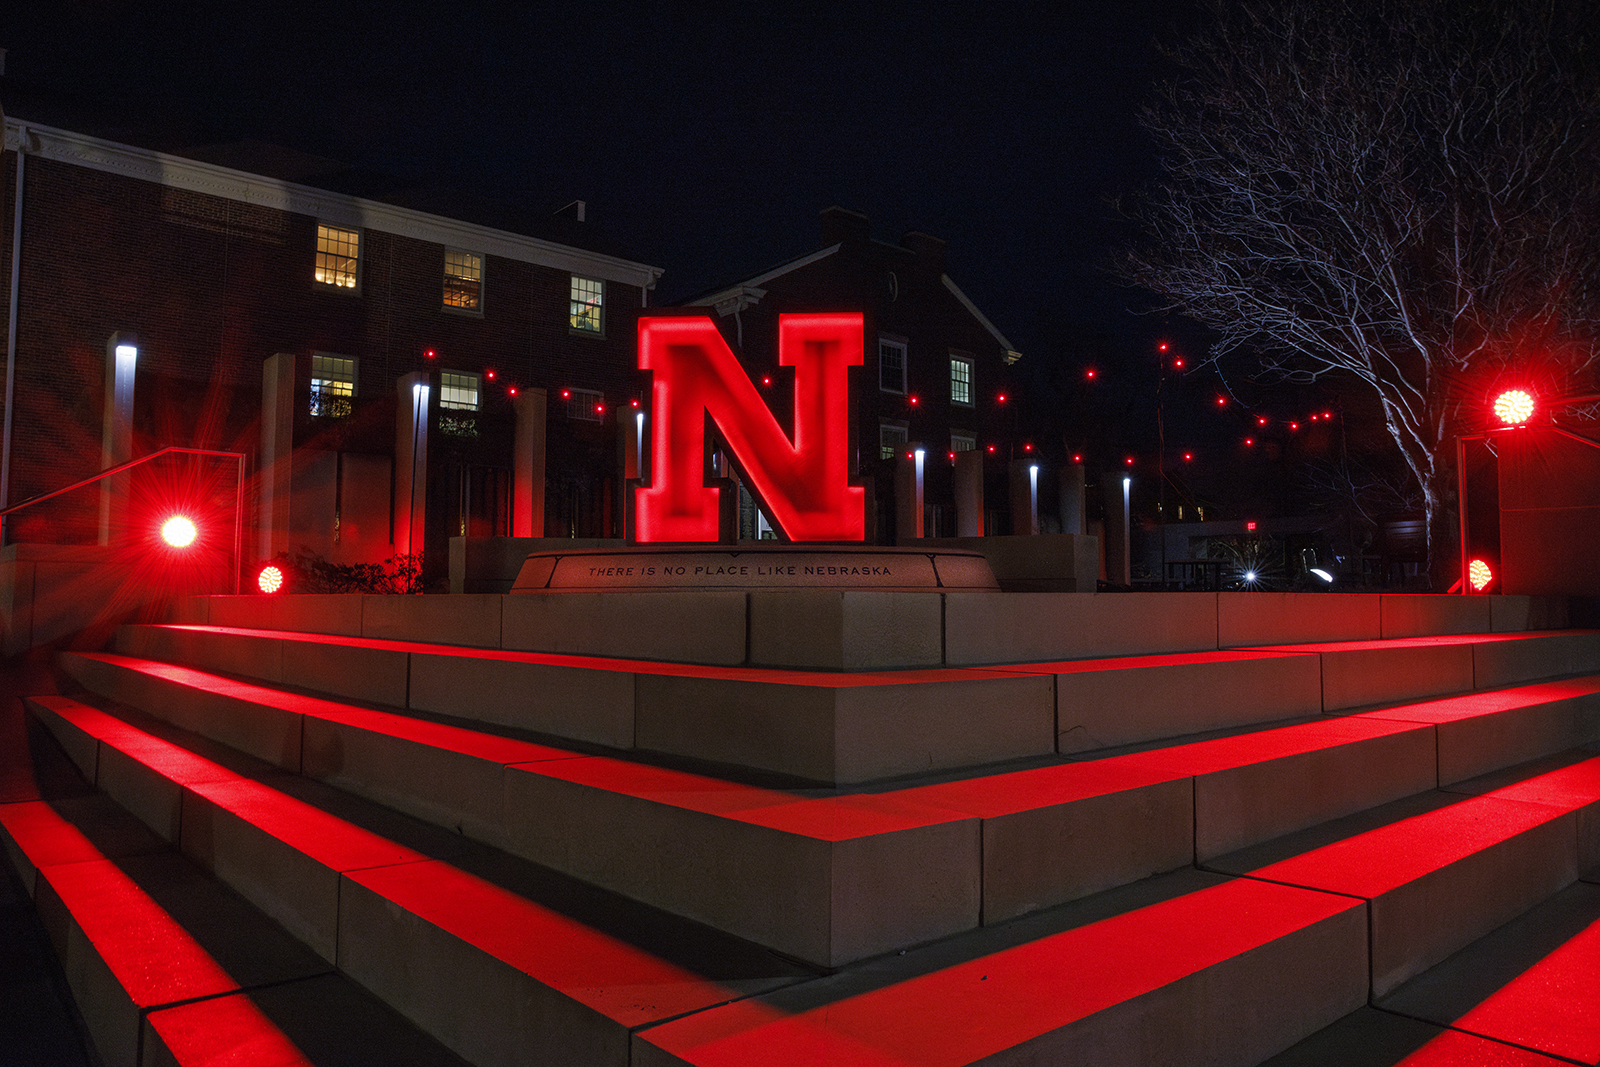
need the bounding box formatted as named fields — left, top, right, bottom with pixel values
left=585, top=564, right=895, bottom=578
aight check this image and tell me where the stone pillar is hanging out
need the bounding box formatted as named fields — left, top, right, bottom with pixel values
left=894, top=446, right=925, bottom=542
left=1102, top=472, right=1131, bottom=586
left=512, top=387, right=547, bottom=538
left=394, top=372, right=430, bottom=559
left=257, top=353, right=296, bottom=561
left=1059, top=462, right=1086, bottom=535
left=1008, top=460, right=1040, bottom=536
left=98, top=332, right=137, bottom=544
left=953, top=450, right=984, bottom=537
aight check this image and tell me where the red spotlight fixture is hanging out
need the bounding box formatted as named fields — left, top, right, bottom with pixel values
left=1214, top=396, right=1224, bottom=405
left=1072, top=453, right=1082, bottom=463
left=1257, top=416, right=1268, bottom=426
left=257, top=564, right=285, bottom=594
left=1086, top=369, right=1096, bottom=379
left=1023, top=443, right=1033, bottom=452
left=1158, top=341, right=1169, bottom=353
left=1493, top=389, right=1535, bottom=426
left=594, top=402, right=605, bottom=415
left=161, top=515, right=197, bottom=548
left=1183, top=452, right=1193, bottom=462
left=508, top=386, right=518, bottom=397
left=560, top=389, right=571, bottom=399
left=1125, top=456, right=1134, bottom=466
left=1173, top=358, right=1184, bottom=369
left=909, top=395, right=919, bottom=406
left=1469, top=558, right=1494, bottom=591
left=1246, top=521, right=1258, bottom=531
left=1289, top=421, right=1300, bottom=431
left=424, top=348, right=437, bottom=360
left=987, top=445, right=996, bottom=453
left=485, top=369, right=496, bottom=380
left=761, top=376, right=772, bottom=387
left=997, top=393, right=1007, bottom=403
left=1245, top=437, right=1255, bottom=446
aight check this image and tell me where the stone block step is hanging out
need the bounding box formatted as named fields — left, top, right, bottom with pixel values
left=113, top=624, right=1058, bottom=785
left=1375, top=880, right=1600, bottom=1065
left=1260, top=1006, right=1575, bottom=1066
left=56, top=650, right=1600, bottom=968
left=0, top=790, right=469, bottom=1067
left=1206, top=759, right=1600, bottom=997
left=24, top=695, right=814, bottom=1067
left=1237, top=630, right=1600, bottom=712
left=633, top=869, right=1369, bottom=1067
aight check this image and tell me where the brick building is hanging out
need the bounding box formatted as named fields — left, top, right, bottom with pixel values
left=689, top=207, right=1026, bottom=541
left=1, top=106, right=661, bottom=585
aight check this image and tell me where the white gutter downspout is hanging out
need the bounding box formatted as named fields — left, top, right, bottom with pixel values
left=2, top=119, right=27, bottom=542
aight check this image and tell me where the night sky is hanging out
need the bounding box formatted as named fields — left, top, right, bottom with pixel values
left=4, top=2, right=1310, bottom=496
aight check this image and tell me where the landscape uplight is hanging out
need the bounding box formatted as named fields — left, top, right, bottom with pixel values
left=161, top=515, right=197, bottom=548
left=1493, top=389, right=1535, bottom=426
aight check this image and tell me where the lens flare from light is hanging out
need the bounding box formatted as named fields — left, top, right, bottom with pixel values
left=258, top=565, right=285, bottom=594
left=1469, top=558, right=1494, bottom=592
left=161, top=515, right=197, bottom=547
left=1493, top=390, right=1535, bottom=426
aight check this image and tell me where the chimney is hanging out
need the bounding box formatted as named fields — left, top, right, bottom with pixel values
left=819, top=206, right=870, bottom=247
left=901, top=231, right=947, bottom=275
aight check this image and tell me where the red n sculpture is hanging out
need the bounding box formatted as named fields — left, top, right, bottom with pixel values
left=634, top=314, right=865, bottom=542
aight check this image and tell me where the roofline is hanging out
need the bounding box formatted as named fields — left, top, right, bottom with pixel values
left=3, top=118, right=664, bottom=290
left=942, top=275, right=1021, bottom=362
left=688, top=243, right=842, bottom=307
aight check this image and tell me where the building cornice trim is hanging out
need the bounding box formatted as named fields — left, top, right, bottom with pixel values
left=3, top=118, right=663, bottom=289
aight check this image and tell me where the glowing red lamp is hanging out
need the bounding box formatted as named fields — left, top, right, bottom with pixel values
left=161, top=515, right=197, bottom=548
left=1469, top=558, right=1494, bottom=592
left=258, top=565, right=285, bottom=594
left=1493, top=389, right=1535, bottom=426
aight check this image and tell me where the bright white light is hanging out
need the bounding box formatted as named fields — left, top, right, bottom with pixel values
left=1493, top=390, right=1534, bottom=426
left=257, top=565, right=284, bottom=594
left=1310, top=568, right=1334, bottom=583
left=161, top=516, right=197, bottom=547
left=1244, top=570, right=1257, bottom=583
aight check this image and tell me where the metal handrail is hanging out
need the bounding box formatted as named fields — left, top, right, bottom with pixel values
left=0, top=446, right=246, bottom=593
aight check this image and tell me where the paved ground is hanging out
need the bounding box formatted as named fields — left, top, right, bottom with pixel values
left=0, top=657, right=100, bottom=1067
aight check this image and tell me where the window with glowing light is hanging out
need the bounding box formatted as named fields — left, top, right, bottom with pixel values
left=439, top=371, right=481, bottom=411
left=879, top=421, right=909, bottom=460
left=879, top=338, right=907, bottom=394
left=950, top=354, right=974, bottom=406
left=566, top=387, right=603, bottom=422
left=310, top=353, right=356, bottom=417
left=569, top=276, right=604, bottom=333
left=443, top=250, right=483, bottom=311
left=314, top=224, right=359, bottom=289
left=950, top=431, right=976, bottom=453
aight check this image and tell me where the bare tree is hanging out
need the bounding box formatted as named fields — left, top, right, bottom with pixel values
left=1120, top=0, right=1600, bottom=580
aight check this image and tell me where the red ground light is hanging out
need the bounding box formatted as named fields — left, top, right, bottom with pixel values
left=1494, top=389, right=1535, bottom=425
left=258, top=565, right=285, bottom=594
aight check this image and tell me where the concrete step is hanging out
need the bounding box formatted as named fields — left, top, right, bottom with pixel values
left=21, top=694, right=814, bottom=1067
left=1206, top=751, right=1600, bottom=998
left=0, top=774, right=472, bottom=1067
left=633, top=869, right=1369, bottom=1067
left=53, top=649, right=1600, bottom=968
left=114, top=622, right=1600, bottom=775
left=181, top=589, right=1570, bottom=668
left=113, top=624, right=1058, bottom=785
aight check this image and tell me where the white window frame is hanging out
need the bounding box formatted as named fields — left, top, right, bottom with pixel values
left=567, top=387, right=604, bottom=421
left=310, top=353, right=356, bottom=417
left=315, top=224, right=360, bottom=290
left=879, top=421, right=909, bottom=461
left=439, top=370, right=481, bottom=411
left=950, top=353, right=974, bottom=407
left=570, top=276, right=605, bottom=334
left=879, top=337, right=907, bottom=395
left=443, top=249, right=484, bottom=312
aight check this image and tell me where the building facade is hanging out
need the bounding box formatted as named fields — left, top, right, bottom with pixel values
left=1, top=113, right=661, bottom=585
left=689, top=207, right=1026, bottom=542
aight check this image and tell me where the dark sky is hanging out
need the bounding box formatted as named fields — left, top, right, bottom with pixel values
left=5, top=2, right=1284, bottom=476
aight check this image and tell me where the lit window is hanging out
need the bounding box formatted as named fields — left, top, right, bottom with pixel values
left=567, top=387, right=603, bottom=421
left=310, top=354, right=355, bottom=417
left=879, top=421, right=909, bottom=460
left=439, top=370, right=481, bottom=411
left=315, top=224, right=359, bottom=289
left=570, top=276, right=604, bottom=333
left=951, top=432, right=976, bottom=453
left=950, top=355, right=974, bottom=406
left=879, top=338, right=907, bottom=394
left=443, top=250, right=482, bottom=310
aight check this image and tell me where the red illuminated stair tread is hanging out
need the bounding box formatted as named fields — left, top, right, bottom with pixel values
left=635, top=875, right=1363, bottom=1067
left=1357, top=677, right=1600, bottom=725
left=145, top=995, right=315, bottom=1067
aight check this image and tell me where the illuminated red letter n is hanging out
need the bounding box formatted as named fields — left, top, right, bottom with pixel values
left=635, top=313, right=865, bottom=542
